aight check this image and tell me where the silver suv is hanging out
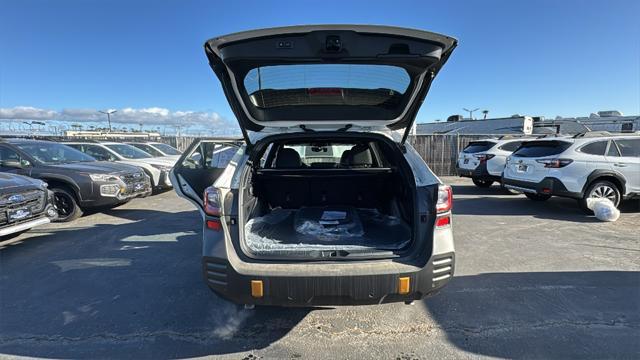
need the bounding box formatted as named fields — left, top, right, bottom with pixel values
left=171, top=25, right=457, bottom=306
left=502, top=132, right=640, bottom=211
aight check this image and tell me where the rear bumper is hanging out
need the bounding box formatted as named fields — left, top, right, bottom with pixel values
left=202, top=252, right=455, bottom=306
left=457, top=162, right=501, bottom=182
left=502, top=177, right=582, bottom=199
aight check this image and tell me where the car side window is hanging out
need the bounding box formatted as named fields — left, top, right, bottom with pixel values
left=580, top=140, right=607, bottom=156
left=614, top=139, right=640, bottom=158
left=208, top=144, right=238, bottom=169
left=85, top=145, right=116, bottom=161
left=0, top=146, right=30, bottom=168
left=606, top=141, right=620, bottom=157
left=181, top=142, right=237, bottom=170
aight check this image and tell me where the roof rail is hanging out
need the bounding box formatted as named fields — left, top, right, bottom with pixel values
left=572, top=131, right=612, bottom=138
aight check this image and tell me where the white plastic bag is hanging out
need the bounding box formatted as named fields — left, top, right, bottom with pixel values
left=586, top=198, right=620, bottom=222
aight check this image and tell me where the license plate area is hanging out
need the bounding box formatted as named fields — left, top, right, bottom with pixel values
left=463, top=158, right=469, bottom=164
left=8, top=208, right=31, bottom=222
left=517, top=164, right=528, bottom=173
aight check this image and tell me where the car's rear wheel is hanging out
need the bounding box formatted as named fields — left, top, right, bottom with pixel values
left=524, top=193, right=551, bottom=201
left=579, top=180, right=621, bottom=213
left=472, top=178, right=493, bottom=188
left=51, top=187, right=83, bottom=222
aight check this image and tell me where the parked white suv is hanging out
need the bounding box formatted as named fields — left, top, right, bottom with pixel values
left=457, top=137, right=531, bottom=187
left=502, top=132, right=640, bottom=211
left=66, top=142, right=174, bottom=191
left=171, top=25, right=457, bottom=306
left=126, top=142, right=182, bottom=161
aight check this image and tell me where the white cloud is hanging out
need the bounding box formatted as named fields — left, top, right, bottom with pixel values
left=0, top=106, right=232, bottom=128
left=0, top=106, right=58, bottom=120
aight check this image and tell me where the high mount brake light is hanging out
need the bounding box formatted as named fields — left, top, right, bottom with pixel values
left=436, top=184, right=453, bottom=213
left=204, top=187, right=222, bottom=216
left=536, top=158, right=573, bottom=168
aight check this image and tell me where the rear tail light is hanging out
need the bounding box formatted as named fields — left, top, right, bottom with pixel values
left=204, top=186, right=222, bottom=216
left=474, top=154, right=495, bottom=162
left=206, top=219, right=222, bottom=231
left=535, top=158, right=573, bottom=168
left=436, top=184, right=453, bottom=213
left=435, top=215, right=451, bottom=228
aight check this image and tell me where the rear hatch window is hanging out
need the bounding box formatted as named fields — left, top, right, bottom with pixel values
left=512, top=140, right=572, bottom=157
left=245, top=64, right=410, bottom=111
left=462, top=141, right=496, bottom=153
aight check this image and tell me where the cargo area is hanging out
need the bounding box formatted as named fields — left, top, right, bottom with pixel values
left=240, top=137, right=416, bottom=259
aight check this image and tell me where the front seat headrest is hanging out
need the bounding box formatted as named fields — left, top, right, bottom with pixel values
left=275, top=148, right=302, bottom=168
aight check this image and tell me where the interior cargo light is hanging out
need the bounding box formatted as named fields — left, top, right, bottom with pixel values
left=436, top=184, right=453, bottom=213
left=398, top=277, right=411, bottom=295
left=251, top=280, right=264, bottom=298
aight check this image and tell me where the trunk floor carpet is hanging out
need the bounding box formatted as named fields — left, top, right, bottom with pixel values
left=244, top=206, right=411, bottom=255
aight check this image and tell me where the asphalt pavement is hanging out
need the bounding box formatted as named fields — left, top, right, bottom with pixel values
left=0, top=177, right=638, bottom=359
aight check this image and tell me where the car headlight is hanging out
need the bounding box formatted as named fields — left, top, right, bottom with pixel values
left=151, top=164, right=173, bottom=172
left=89, top=173, right=120, bottom=182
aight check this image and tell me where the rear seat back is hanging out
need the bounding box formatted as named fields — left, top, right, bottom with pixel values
left=256, top=172, right=392, bottom=209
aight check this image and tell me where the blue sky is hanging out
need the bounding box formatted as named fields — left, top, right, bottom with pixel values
left=1, top=0, right=639, bottom=134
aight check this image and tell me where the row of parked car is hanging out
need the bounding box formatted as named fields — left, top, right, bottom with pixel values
left=456, top=131, right=640, bottom=212
left=0, top=138, right=182, bottom=239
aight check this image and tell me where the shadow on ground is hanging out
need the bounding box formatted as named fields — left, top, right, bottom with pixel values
left=0, top=207, right=309, bottom=358
left=424, top=271, right=640, bottom=359
left=451, top=184, right=639, bottom=222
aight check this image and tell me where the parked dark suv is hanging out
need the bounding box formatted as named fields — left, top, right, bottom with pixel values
left=0, top=139, right=152, bottom=221
left=0, top=173, right=57, bottom=239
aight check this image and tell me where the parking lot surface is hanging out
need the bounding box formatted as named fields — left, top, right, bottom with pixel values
left=1, top=177, right=638, bottom=359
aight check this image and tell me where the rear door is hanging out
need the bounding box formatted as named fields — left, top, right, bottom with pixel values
left=204, top=25, right=457, bottom=144
left=609, top=138, right=640, bottom=194
left=171, top=139, right=242, bottom=209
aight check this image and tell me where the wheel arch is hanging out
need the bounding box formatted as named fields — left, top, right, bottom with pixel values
left=582, top=170, right=626, bottom=197
left=40, top=177, right=81, bottom=202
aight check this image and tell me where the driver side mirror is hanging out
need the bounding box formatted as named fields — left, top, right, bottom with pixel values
left=1, top=159, right=25, bottom=169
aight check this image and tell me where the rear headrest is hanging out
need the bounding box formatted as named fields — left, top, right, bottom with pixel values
left=339, top=150, right=353, bottom=166
left=345, top=145, right=373, bottom=168
left=275, top=148, right=302, bottom=168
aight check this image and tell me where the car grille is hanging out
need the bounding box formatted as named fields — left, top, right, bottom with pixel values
left=0, top=189, right=47, bottom=226
left=120, top=172, right=146, bottom=185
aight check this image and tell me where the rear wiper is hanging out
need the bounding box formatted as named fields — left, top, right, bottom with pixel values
left=299, top=125, right=314, bottom=132
left=337, top=124, right=352, bottom=132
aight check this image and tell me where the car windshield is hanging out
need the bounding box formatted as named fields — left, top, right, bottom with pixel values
left=105, top=144, right=152, bottom=159
left=130, top=144, right=164, bottom=157
left=152, top=143, right=181, bottom=155
left=16, top=142, right=96, bottom=164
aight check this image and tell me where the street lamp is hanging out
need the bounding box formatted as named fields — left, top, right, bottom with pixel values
left=463, top=108, right=479, bottom=120
left=99, top=110, right=117, bottom=132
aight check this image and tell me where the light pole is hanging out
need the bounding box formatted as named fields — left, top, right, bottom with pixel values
left=462, top=108, right=479, bottom=120
left=99, top=110, right=117, bottom=132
